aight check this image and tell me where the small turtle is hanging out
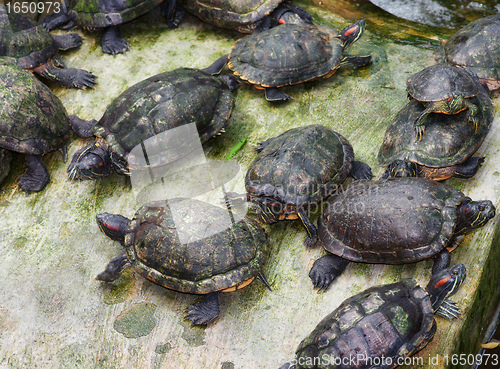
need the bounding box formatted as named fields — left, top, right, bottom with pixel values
left=379, top=74, right=493, bottom=180
left=406, top=64, right=480, bottom=141
left=435, top=14, right=500, bottom=91
left=204, top=20, right=371, bottom=101
left=42, top=0, right=178, bottom=55
left=179, top=0, right=312, bottom=33
left=242, top=125, right=372, bottom=247
left=96, top=198, right=270, bottom=325
left=67, top=68, right=238, bottom=180
left=280, top=264, right=466, bottom=369
left=310, top=178, right=494, bottom=291
left=0, top=57, right=75, bottom=192
left=0, top=6, right=95, bottom=89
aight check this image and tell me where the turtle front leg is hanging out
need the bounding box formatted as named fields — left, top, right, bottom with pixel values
left=162, top=0, right=185, bottom=29
left=185, top=292, right=220, bottom=326
left=33, top=61, right=96, bottom=89
left=100, top=26, right=130, bottom=56
left=465, top=99, right=480, bottom=131
left=431, top=249, right=451, bottom=274
left=96, top=254, right=131, bottom=282
left=349, top=161, right=373, bottom=180
left=203, top=54, right=229, bottom=75
left=309, top=254, right=349, bottom=291
left=51, top=33, right=82, bottom=50
left=297, top=207, right=317, bottom=247
left=413, top=108, right=432, bottom=142
left=18, top=154, right=50, bottom=193
left=265, top=87, right=291, bottom=102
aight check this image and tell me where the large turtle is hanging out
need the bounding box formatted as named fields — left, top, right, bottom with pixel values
left=242, top=125, right=372, bottom=247
left=204, top=20, right=372, bottom=101
left=96, top=198, right=270, bottom=325
left=280, top=264, right=466, bottom=369
left=406, top=64, right=481, bottom=141
left=310, top=178, right=495, bottom=291
left=67, top=68, right=238, bottom=180
left=41, top=0, right=178, bottom=55
left=0, top=57, right=74, bottom=192
left=179, top=0, right=312, bottom=33
left=0, top=5, right=95, bottom=89
left=379, top=74, right=493, bottom=180
left=435, top=14, right=500, bottom=91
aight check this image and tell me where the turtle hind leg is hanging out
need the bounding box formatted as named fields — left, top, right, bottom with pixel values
left=309, top=254, right=349, bottom=291
left=162, top=0, right=185, bottom=29
left=18, top=155, right=50, bottom=193
left=185, top=292, right=220, bottom=326
left=203, top=55, right=229, bottom=75
left=341, top=54, right=372, bottom=68
left=265, top=87, right=291, bottom=102
left=69, top=116, right=98, bottom=138
left=100, top=26, right=131, bottom=56
left=350, top=161, right=373, bottom=180
left=34, top=61, right=96, bottom=89
left=96, top=254, right=130, bottom=282
left=52, top=33, right=82, bottom=50
left=452, top=156, right=484, bottom=178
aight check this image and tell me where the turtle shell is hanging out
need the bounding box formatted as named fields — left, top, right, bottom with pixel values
left=378, top=77, right=493, bottom=168
left=67, top=0, right=163, bottom=29
left=318, top=178, right=464, bottom=263
left=246, top=125, right=353, bottom=207
left=92, top=68, right=234, bottom=173
left=294, top=278, right=436, bottom=369
left=0, top=58, right=70, bottom=154
left=182, top=0, right=282, bottom=32
left=406, top=64, right=478, bottom=102
left=229, top=24, right=343, bottom=87
left=436, top=14, right=500, bottom=83
left=123, top=198, right=268, bottom=294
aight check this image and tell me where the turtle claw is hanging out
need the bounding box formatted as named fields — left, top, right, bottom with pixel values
left=309, top=255, right=349, bottom=291
left=100, top=26, right=131, bottom=56
left=414, top=125, right=425, bottom=142
left=65, top=69, right=97, bottom=89
left=185, top=292, right=220, bottom=326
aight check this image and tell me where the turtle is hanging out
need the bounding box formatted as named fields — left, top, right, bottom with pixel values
left=435, top=14, right=500, bottom=91
left=67, top=67, right=238, bottom=180
left=310, top=178, right=495, bottom=291
left=406, top=64, right=481, bottom=141
left=204, top=20, right=372, bottom=101
left=179, top=0, right=312, bottom=34
left=280, top=264, right=466, bottom=369
left=41, top=0, right=180, bottom=55
left=96, top=197, right=270, bottom=325
left=0, top=57, right=75, bottom=192
left=379, top=73, right=493, bottom=180
left=0, top=5, right=95, bottom=89
left=241, top=125, right=372, bottom=248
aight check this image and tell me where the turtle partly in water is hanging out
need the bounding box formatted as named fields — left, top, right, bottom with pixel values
left=280, top=264, right=466, bottom=369
left=204, top=20, right=371, bottom=101
left=310, top=178, right=494, bottom=291
left=96, top=198, right=270, bottom=325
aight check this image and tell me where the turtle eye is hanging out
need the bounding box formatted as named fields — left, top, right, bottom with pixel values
left=97, top=160, right=105, bottom=167
left=452, top=269, right=458, bottom=275
left=479, top=205, right=485, bottom=211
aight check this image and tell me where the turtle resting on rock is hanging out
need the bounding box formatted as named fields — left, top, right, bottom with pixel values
left=204, top=20, right=371, bottom=101
left=96, top=198, right=270, bottom=325
left=310, top=178, right=495, bottom=291
left=280, top=264, right=466, bottom=369
left=435, top=14, right=500, bottom=91
left=42, top=0, right=179, bottom=55
left=67, top=68, right=238, bottom=180
left=379, top=73, right=493, bottom=180
left=406, top=64, right=481, bottom=141
left=0, top=57, right=77, bottom=192
left=239, top=125, right=372, bottom=247
left=0, top=5, right=95, bottom=89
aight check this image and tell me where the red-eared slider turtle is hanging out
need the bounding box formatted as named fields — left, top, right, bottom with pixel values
left=179, top=0, right=312, bottom=33
left=435, top=14, right=500, bottom=91
left=96, top=198, right=270, bottom=325
left=310, top=178, right=494, bottom=291
left=42, top=0, right=178, bottom=55
left=379, top=74, right=493, bottom=180
left=204, top=20, right=371, bottom=101
left=406, top=64, right=480, bottom=141
left=280, top=264, right=466, bottom=369
left=0, top=5, right=95, bottom=89
left=0, top=57, right=75, bottom=192
left=242, top=125, right=372, bottom=247
left=67, top=68, right=238, bottom=180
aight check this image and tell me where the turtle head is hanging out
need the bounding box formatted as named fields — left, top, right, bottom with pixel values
left=340, top=19, right=366, bottom=48
left=456, top=198, right=496, bottom=234
left=381, top=160, right=418, bottom=179
left=254, top=197, right=284, bottom=223
left=425, top=263, right=466, bottom=315
left=269, top=2, right=312, bottom=27
left=96, top=213, right=130, bottom=243
left=67, top=142, right=113, bottom=180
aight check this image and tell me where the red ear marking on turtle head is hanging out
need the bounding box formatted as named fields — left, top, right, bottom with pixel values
left=279, top=19, right=286, bottom=24
left=434, top=275, right=451, bottom=289
left=104, top=222, right=120, bottom=232
left=344, top=25, right=358, bottom=37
